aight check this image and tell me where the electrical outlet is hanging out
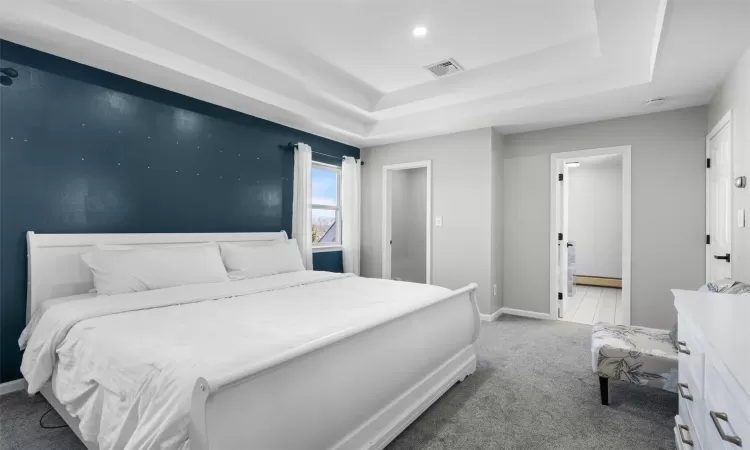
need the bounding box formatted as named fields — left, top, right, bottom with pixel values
left=435, top=216, right=443, bottom=227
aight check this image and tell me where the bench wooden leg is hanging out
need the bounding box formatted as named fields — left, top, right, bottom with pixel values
left=599, top=376, right=609, bottom=405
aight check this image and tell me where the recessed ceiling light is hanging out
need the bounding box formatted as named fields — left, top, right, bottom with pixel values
left=412, top=26, right=428, bottom=38
left=566, top=161, right=581, bottom=168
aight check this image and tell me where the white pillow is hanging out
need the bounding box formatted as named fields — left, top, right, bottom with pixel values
left=81, top=243, right=230, bottom=295
left=220, top=239, right=305, bottom=280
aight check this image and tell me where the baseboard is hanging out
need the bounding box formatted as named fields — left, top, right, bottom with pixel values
left=0, top=378, right=27, bottom=396
left=479, top=309, right=503, bottom=322
left=500, top=308, right=551, bottom=320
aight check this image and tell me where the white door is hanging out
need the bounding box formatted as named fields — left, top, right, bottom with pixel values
left=557, top=163, right=570, bottom=317
left=707, top=122, right=732, bottom=281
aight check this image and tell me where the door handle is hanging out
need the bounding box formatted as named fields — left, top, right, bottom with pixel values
left=566, top=243, right=573, bottom=247
left=678, top=424, right=694, bottom=446
left=677, top=383, right=693, bottom=401
left=714, top=253, right=731, bottom=263
left=710, top=411, right=743, bottom=447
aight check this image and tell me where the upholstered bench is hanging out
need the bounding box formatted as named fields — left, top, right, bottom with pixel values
left=591, top=323, right=678, bottom=405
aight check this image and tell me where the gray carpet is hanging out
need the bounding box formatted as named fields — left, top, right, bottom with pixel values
left=0, top=316, right=677, bottom=450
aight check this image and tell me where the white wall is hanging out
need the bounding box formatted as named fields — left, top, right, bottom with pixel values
left=503, top=107, right=707, bottom=329
left=390, top=168, right=427, bottom=283
left=568, top=155, right=623, bottom=278
left=709, top=45, right=750, bottom=283
left=361, top=129, right=495, bottom=313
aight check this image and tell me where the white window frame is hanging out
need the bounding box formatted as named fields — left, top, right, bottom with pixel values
left=311, top=161, right=342, bottom=253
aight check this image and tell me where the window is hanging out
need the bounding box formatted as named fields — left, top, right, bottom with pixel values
left=311, top=162, right=341, bottom=248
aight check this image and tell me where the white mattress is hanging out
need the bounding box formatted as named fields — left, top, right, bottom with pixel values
left=20, top=271, right=459, bottom=450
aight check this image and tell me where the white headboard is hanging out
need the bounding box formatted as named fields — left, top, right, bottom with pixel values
left=26, top=230, right=288, bottom=322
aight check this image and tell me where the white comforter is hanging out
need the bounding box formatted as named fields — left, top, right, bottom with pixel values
left=20, top=271, right=454, bottom=450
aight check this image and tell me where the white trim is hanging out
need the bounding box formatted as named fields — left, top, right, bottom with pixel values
left=648, top=0, right=668, bottom=81
left=479, top=309, right=503, bottom=322
left=0, top=378, right=27, bottom=396
left=311, top=160, right=340, bottom=170
left=706, top=110, right=733, bottom=283
left=312, top=245, right=343, bottom=253
left=707, top=110, right=733, bottom=141
left=549, top=145, right=632, bottom=325
left=500, top=308, right=552, bottom=320
left=312, top=162, right=342, bottom=248
left=381, top=161, right=432, bottom=284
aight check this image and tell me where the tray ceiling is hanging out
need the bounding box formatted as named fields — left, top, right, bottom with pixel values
left=1, top=0, right=749, bottom=147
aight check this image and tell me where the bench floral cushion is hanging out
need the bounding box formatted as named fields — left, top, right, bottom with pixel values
left=591, top=323, right=678, bottom=393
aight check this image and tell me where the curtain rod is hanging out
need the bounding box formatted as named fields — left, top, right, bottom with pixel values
left=286, top=143, right=364, bottom=165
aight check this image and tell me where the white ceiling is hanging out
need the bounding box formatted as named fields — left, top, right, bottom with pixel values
left=197, top=0, right=599, bottom=92
left=1, top=0, right=749, bottom=148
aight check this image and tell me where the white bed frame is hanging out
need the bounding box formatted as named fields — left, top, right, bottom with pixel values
left=26, top=231, right=480, bottom=450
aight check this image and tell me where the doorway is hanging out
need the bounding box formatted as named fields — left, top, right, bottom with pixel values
left=382, top=161, right=432, bottom=284
left=550, top=146, right=631, bottom=325
left=706, top=111, right=733, bottom=282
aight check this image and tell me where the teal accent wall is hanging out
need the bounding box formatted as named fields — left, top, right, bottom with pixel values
left=312, top=251, right=345, bottom=274
left=0, top=40, right=358, bottom=382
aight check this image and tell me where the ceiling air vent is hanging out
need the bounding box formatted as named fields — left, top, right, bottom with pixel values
left=645, top=97, right=666, bottom=106
left=424, top=58, right=464, bottom=78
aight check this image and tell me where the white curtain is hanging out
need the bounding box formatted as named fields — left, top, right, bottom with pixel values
left=292, top=143, right=313, bottom=270
left=341, top=156, right=361, bottom=275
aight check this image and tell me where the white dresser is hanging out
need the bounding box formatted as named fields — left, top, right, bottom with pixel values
left=673, top=289, right=750, bottom=449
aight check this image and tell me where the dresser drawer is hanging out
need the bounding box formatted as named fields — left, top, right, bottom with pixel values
left=676, top=418, right=700, bottom=449
left=704, top=360, right=750, bottom=449
left=678, top=395, right=702, bottom=449
left=678, top=315, right=705, bottom=400
left=679, top=385, right=705, bottom=448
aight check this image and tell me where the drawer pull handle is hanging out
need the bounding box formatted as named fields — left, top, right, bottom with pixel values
left=677, top=383, right=693, bottom=401
left=710, top=411, right=743, bottom=447
left=678, top=424, right=694, bottom=446
left=677, top=341, right=691, bottom=355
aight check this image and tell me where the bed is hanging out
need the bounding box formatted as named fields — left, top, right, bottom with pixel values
left=20, top=231, right=480, bottom=450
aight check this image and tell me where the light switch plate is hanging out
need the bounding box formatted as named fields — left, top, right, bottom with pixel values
left=739, top=209, right=746, bottom=228
left=435, top=216, right=443, bottom=227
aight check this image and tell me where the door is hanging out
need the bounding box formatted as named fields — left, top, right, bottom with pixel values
left=390, top=168, right=427, bottom=283
left=384, top=170, right=393, bottom=280
left=557, top=162, right=571, bottom=317
left=707, top=121, right=732, bottom=281
left=382, top=163, right=432, bottom=284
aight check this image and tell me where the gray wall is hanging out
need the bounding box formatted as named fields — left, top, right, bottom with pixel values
left=503, top=107, right=708, bottom=329
left=390, top=168, right=427, bottom=283
left=361, top=129, right=494, bottom=313
left=490, top=129, right=504, bottom=312
left=503, top=153, right=550, bottom=315
left=568, top=156, right=623, bottom=278
left=709, top=46, right=750, bottom=283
